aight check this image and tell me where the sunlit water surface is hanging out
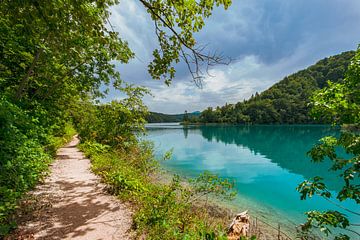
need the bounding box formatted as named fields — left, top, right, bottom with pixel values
left=145, top=124, right=359, bottom=237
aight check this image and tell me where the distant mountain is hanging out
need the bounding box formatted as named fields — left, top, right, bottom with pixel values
left=146, top=111, right=201, bottom=123
left=197, top=51, right=355, bottom=124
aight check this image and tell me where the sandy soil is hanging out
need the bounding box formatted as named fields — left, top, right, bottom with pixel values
left=8, top=136, right=133, bottom=240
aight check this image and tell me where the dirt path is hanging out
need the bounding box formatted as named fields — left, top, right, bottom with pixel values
left=10, top=136, right=132, bottom=240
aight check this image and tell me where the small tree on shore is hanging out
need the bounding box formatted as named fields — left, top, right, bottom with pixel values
left=183, top=110, right=189, bottom=122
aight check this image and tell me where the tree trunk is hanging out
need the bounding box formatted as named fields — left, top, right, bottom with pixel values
left=15, top=48, right=43, bottom=100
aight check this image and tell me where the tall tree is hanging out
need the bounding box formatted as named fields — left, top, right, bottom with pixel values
left=1, top=0, right=232, bottom=108
left=0, top=0, right=233, bottom=235
left=183, top=110, right=189, bottom=122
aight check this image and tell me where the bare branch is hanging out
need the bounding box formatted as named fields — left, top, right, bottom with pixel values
left=139, top=0, right=232, bottom=86
left=323, top=197, right=360, bottom=216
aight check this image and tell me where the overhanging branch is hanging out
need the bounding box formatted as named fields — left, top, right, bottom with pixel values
left=139, top=0, right=232, bottom=86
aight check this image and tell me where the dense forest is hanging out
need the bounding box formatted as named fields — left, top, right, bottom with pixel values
left=195, top=51, right=354, bottom=124
left=0, top=1, right=236, bottom=238
left=146, top=111, right=200, bottom=123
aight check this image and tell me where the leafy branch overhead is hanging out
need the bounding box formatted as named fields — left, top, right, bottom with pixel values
left=139, top=0, right=232, bottom=86
left=297, top=46, right=360, bottom=239
left=1, top=0, right=134, bottom=105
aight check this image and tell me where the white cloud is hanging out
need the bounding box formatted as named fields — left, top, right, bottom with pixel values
left=151, top=82, right=199, bottom=103
left=144, top=52, right=306, bottom=113
left=106, top=0, right=360, bottom=114
left=109, top=1, right=156, bottom=60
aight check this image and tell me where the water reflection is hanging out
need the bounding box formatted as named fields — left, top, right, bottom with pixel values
left=197, top=125, right=342, bottom=191
left=146, top=125, right=359, bottom=233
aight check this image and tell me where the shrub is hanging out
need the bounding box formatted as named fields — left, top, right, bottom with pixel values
left=0, top=97, right=75, bottom=236
left=80, top=140, right=233, bottom=240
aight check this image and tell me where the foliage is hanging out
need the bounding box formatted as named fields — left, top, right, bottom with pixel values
left=139, top=0, right=232, bottom=85
left=0, top=97, right=75, bottom=236
left=80, top=141, right=234, bottom=239
left=183, top=110, right=190, bottom=123
left=72, top=85, right=149, bottom=148
left=0, top=1, right=132, bottom=231
left=194, top=51, right=355, bottom=124
left=0, top=0, right=233, bottom=237
left=46, top=122, right=77, bottom=155
left=189, top=171, right=236, bottom=202
left=297, top=46, right=360, bottom=239
left=0, top=1, right=136, bottom=141
left=0, top=0, right=132, bottom=234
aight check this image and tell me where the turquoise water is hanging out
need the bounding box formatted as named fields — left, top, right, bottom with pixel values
left=146, top=124, right=360, bottom=236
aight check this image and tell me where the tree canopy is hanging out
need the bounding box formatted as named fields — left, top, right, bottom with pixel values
left=0, top=0, right=232, bottom=236
left=193, top=51, right=355, bottom=124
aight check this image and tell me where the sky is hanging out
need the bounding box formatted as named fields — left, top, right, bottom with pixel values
left=106, top=0, right=360, bottom=114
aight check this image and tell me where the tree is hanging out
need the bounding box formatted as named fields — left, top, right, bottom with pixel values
left=183, top=110, right=189, bottom=122
left=297, top=46, right=360, bottom=239
left=201, top=107, right=217, bottom=123
left=196, top=51, right=354, bottom=125
left=1, top=0, right=134, bottom=126
left=139, top=0, right=232, bottom=86
left=0, top=0, right=233, bottom=235
left=1, top=0, right=232, bottom=108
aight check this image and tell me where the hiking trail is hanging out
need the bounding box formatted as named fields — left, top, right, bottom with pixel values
left=10, top=136, right=132, bottom=240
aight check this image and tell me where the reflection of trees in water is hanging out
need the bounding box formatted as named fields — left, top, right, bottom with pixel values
left=183, top=127, right=189, bottom=139
left=145, top=127, right=182, bottom=137
left=199, top=125, right=342, bottom=191
left=146, top=126, right=195, bottom=138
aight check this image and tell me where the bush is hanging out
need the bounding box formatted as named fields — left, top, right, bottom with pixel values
left=80, top=141, right=233, bottom=240
left=0, top=97, right=75, bottom=236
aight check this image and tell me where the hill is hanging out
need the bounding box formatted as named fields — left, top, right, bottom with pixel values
left=146, top=111, right=201, bottom=123
left=197, top=51, right=355, bottom=124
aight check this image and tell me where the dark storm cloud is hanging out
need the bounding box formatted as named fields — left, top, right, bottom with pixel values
left=197, top=0, right=360, bottom=63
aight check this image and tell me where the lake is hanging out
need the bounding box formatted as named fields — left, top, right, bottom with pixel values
left=145, top=124, right=360, bottom=237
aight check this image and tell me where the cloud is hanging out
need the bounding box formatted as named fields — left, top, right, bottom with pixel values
left=144, top=39, right=313, bottom=114
left=109, top=1, right=155, bottom=58
left=144, top=55, right=282, bottom=113
left=107, top=0, right=360, bottom=113
left=107, top=1, right=157, bottom=91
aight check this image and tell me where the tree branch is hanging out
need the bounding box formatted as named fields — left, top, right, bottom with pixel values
left=15, top=48, right=43, bottom=100
left=139, top=0, right=232, bottom=86
left=323, top=197, right=360, bottom=216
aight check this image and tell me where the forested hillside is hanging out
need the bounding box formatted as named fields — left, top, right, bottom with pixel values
left=146, top=111, right=201, bottom=123
left=197, top=51, right=355, bottom=124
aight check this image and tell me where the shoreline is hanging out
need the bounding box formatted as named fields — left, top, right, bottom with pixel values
left=148, top=124, right=359, bottom=239
left=154, top=167, right=299, bottom=239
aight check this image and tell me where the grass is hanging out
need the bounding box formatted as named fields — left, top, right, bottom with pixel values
left=79, top=140, right=234, bottom=240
